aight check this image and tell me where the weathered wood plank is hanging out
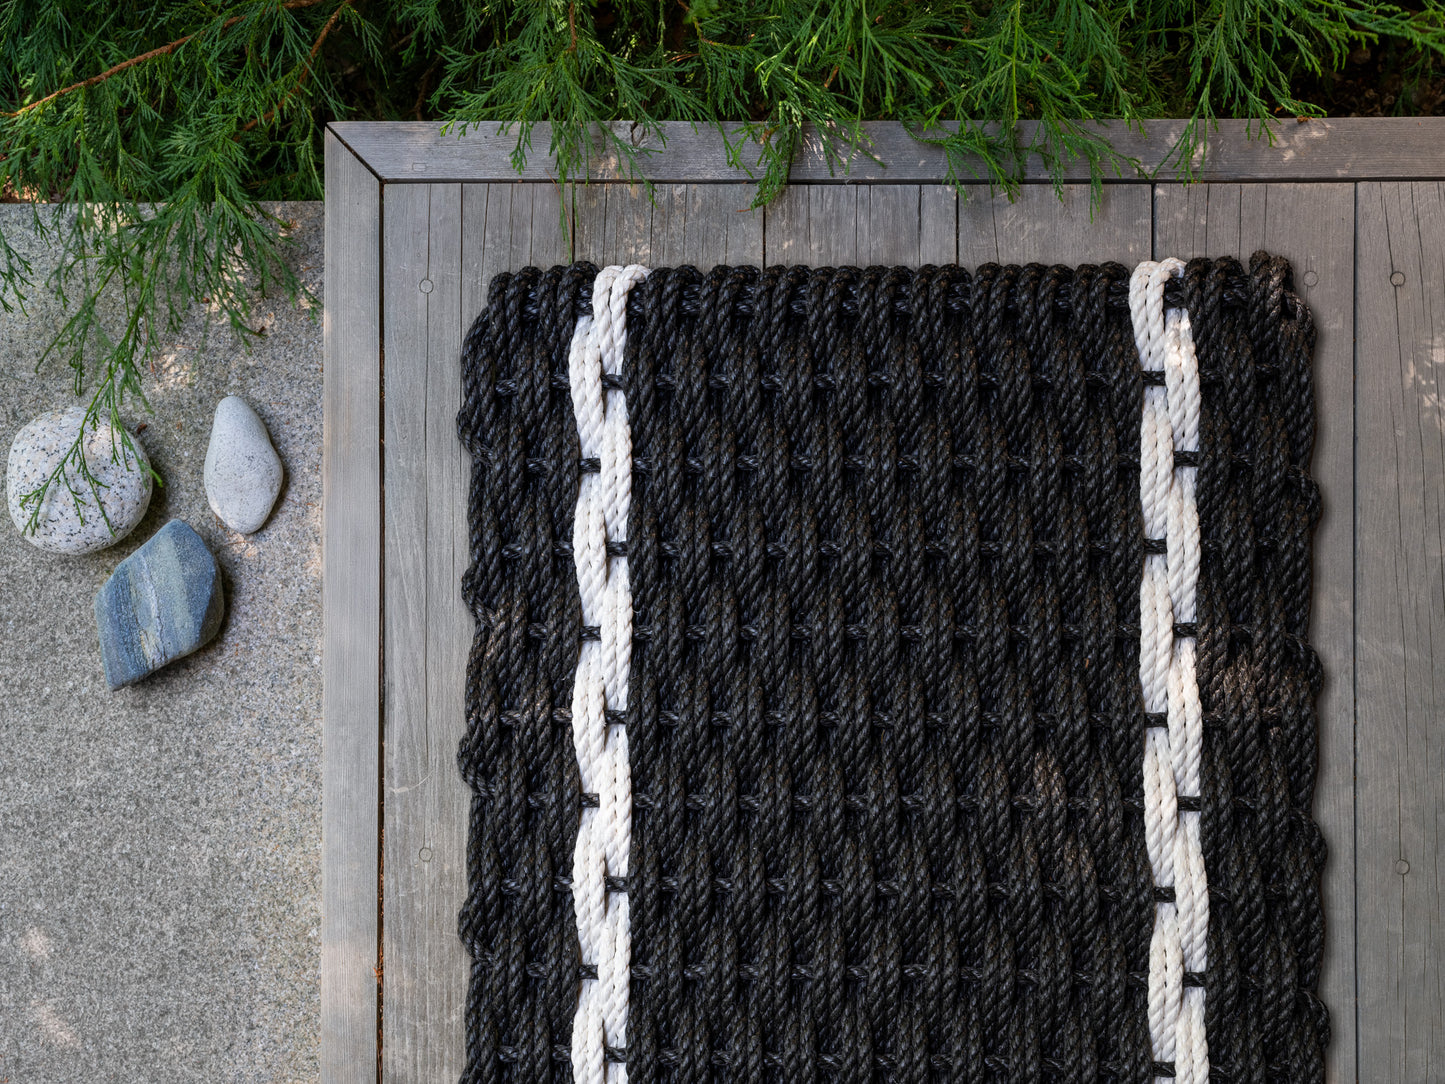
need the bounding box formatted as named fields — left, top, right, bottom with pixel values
left=379, top=181, right=431, bottom=1082
left=322, top=128, right=382, bottom=1084
left=1153, top=182, right=1357, bottom=1083
left=473, top=182, right=571, bottom=281
left=418, top=189, right=472, bottom=1084
left=331, top=118, right=1445, bottom=185
left=1355, top=180, right=1445, bottom=1083
left=1149, top=183, right=1267, bottom=256
left=855, top=186, right=928, bottom=265
left=762, top=185, right=854, bottom=266
left=381, top=183, right=472, bottom=1083
left=575, top=183, right=654, bottom=265
left=762, top=183, right=1147, bottom=268
left=647, top=183, right=763, bottom=266
left=920, top=186, right=958, bottom=265
left=958, top=184, right=1151, bottom=266
left=763, top=185, right=954, bottom=266
left=575, top=182, right=764, bottom=268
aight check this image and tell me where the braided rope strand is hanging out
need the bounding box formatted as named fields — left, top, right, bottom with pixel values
left=570, top=264, right=650, bottom=1084
left=457, top=256, right=1327, bottom=1084
left=1191, top=253, right=1329, bottom=1081
left=1130, top=258, right=1209, bottom=1084
left=457, top=263, right=595, bottom=1084
left=624, top=262, right=1155, bottom=1080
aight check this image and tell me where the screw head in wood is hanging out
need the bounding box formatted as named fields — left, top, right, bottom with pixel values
left=1396, top=858, right=1410, bottom=875
left=1391, top=271, right=1406, bottom=286
left=420, top=278, right=434, bottom=294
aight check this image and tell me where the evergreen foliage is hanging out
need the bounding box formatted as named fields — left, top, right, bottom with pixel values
left=3, top=0, right=1445, bottom=523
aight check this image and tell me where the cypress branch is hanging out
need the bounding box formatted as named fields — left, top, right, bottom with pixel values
left=2, top=0, right=1445, bottom=522
left=5, top=0, right=330, bottom=118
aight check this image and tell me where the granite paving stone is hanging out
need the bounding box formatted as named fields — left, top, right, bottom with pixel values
left=0, top=202, right=323, bottom=1084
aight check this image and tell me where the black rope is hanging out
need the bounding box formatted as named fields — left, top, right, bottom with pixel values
left=1190, top=253, right=1330, bottom=1082
left=456, top=262, right=595, bottom=1084
left=509, top=265, right=1280, bottom=325
left=455, top=254, right=1327, bottom=1084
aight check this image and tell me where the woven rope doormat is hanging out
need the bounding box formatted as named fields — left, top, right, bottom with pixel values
left=456, top=255, right=1327, bottom=1084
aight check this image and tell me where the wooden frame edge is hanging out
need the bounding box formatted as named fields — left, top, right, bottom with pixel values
left=323, top=122, right=1394, bottom=1083
left=322, top=127, right=384, bottom=1084
left=329, top=117, right=1445, bottom=186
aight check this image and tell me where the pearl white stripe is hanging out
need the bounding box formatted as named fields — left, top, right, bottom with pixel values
left=1129, top=259, right=1208, bottom=1084
left=569, top=264, right=649, bottom=1084
left=563, top=261, right=1210, bottom=1079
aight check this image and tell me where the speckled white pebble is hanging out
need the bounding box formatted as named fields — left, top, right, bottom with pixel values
left=6, top=407, right=153, bottom=555
left=204, top=395, right=282, bottom=534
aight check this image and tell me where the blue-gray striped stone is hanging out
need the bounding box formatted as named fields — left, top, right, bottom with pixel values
left=94, top=519, right=225, bottom=689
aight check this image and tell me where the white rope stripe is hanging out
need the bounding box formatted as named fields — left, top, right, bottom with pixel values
left=561, top=259, right=1214, bottom=1080
left=1129, top=258, right=1208, bottom=1084
left=569, top=263, right=649, bottom=1084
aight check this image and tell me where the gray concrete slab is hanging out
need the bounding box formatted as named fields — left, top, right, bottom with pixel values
left=0, top=203, right=323, bottom=1083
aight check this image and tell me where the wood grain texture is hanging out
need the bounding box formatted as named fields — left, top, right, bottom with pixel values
left=469, top=182, right=572, bottom=284
left=575, top=183, right=654, bottom=265
left=373, top=183, right=570, bottom=1083
left=329, top=123, right=1445, bottom=1084
left=380, top=182, right=470, bottom=1083
left=919, top=186, right=959, bottom=265
left=1355, top=180, right=1445, bottom=1083
left=761, top=184, right=855, bottom=266
left=958, top=184, right=1152, bottom=267
left=574, top=182, right=763, bottom=267
left=331, top=118, right=1445, bottom=185
left=471, top=182, right=572, bottom=273
left=645, top=183, right=763, bottom=266
left=322, top=128, right=382, bottom=1084
left=1153, top=183, right=1357, bottom=1083
left=762, top=185, right=957, bottom=266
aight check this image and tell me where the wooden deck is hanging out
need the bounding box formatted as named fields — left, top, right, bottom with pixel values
left=322, top=119, right=1445, bottom=1083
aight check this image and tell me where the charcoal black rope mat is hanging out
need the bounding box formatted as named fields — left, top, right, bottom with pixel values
left=455, top=255, right=1327, bottom=1084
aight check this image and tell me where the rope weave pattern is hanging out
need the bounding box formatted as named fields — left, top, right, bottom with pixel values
left=1181, top=254, right=1328, bottom=1081
left=568, top=264, right=650, bottom=1084
left=456, top=254, right=1327, bottom=1084
left=1129, top=259, right=1207, bottom=1083
left=458, top=262, right=595, bottom=1084
left=623, top=262, right=1154, bottom=1081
